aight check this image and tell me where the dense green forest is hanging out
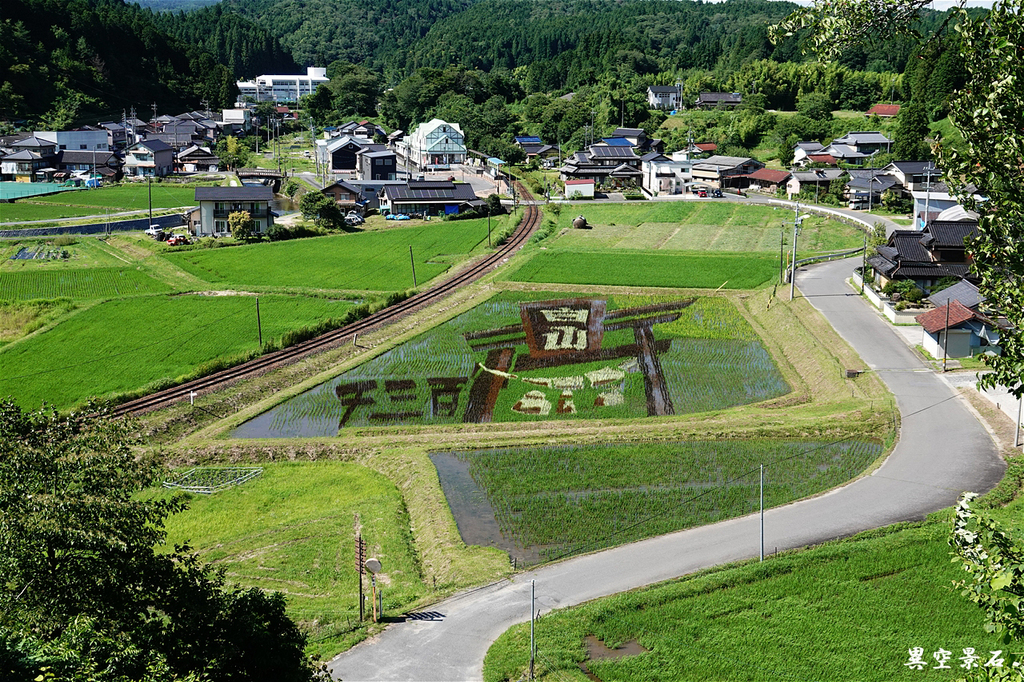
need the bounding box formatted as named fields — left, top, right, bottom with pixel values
left=0, top=0, right=240, bottom=125
left=151, top=4, right=297, bottom=79
left=218, top=0, right=481, bottom=71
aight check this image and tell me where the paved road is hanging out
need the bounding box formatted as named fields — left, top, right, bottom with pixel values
left=329, top=257, right=1005, bottom=682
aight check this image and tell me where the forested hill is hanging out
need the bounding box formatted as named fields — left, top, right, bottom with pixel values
left=399, top=0, right=796, bottom=82
left=1, top=0, right=240, bottom=125
left=217, top=0, right=482, bottom=72
left=151, top=4, right=298, bottom=79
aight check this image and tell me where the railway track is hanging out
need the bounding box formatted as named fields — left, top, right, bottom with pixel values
left=110, top=184, right=542, bottom=417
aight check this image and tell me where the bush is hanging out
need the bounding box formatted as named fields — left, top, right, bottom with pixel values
left=882, top=279, right=924, bottom=303
left=53, top=235, right=76, bottom=247
left=266, top=224, right=292, bottom=242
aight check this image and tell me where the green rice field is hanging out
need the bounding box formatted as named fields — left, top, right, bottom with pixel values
left=508, top=251, right=780, bottom=289
left=152, top=461, right=424, bottom=658
left=0, top=268, right=171, bottom=300
left=232, top=291, right=789, bottom=437
left=439, top=438, right=881, bottom=563
left=164, top=220, right=495, bottom=292
left=0, top=293, right=352, bottom=409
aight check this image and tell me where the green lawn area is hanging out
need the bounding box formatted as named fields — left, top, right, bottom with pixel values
left=0, top=293, right=352, bottom=409
left=484, top=517, right=1009, bottom=682
left=152, top=461, right=425, bottom=658
left=0, top=183, right=204, bottom=224
left=507, top=251, right=779, bottom=289
left=164, top=220, right=495, bottom=292
left=546, top=202, right=864, bottom=255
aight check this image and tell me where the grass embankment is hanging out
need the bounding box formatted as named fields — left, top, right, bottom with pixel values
left=152, top=461, right=424, bottom=659
left=483, top=516, right=1013, bottom=682
left=508, top=251, right=779, bottom=289
left=164, top=219, right=500, bottom=292
left=0, top=294, right=352, bottom=410
left=543, top=202, right=862, bottom=255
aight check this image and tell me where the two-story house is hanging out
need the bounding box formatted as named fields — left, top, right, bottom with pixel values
left=690, top=155, right=764, bottom=189
left=124, top=139, right=174, bottom=177
left=193, top=186, right=274, bottom=236
left=559, top=144, right=643, bottom=188
left=0, top=136, right=58, bottom=182
left=399, top=119, right=467, bottom=170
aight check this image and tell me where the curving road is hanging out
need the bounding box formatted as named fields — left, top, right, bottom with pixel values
left=328, top=257, right=1005, bottom=682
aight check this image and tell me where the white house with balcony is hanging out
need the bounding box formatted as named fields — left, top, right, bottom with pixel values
left=397, top=119, right=467, bottom=170
left=193, top=186, right=274, bottom=236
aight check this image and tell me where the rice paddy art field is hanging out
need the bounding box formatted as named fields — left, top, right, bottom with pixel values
left=0, top=293, right=352, bottom=410
left=433, top=438, right=882, bottom=564
left=164, top=217, right=502, bottom=292
left=232, top=291, right=790, bottom=437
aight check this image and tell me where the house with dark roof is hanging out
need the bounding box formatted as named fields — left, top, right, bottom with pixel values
left=690, top=155, right=764, bottom=189
left=878, top=161, right=942, bottom=193
left=559, top=144, right=643, bottom=188
left=866, top=220, right=978, bottom=292
left=358, top=148, right=397, bottom=181
left=378, top=180, right=482, bottom=216
left=177, top=145, right=221, bottom=173
left=786, top=169, right=847, bottom=198
left=927, top=279, right=984, bottom=310
left=695, top=92, right=742, bottom=108
left=56, top=150, right=122, bottom=179
left=845, top=172, right=898, bottom=209
left=321, top=179, right=363, bottom=211
left=866, top=104, right=901, bottom=118
left=125, top=139, right=173, bottom=177
left=608, top=128, right=663, bottom=153
left=1, top=137, right=59, bottom=181
left=647, top=85, right=682, bottom=110
left=820, top=131, right=893, bottom=165
left=193, top=186, right=275, bottom=236
left=792, top=141, right=825, bottom=165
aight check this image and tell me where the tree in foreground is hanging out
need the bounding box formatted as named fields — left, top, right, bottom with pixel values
left=228, top=210, right=255, bottom=241
left=0, top=400, right=324, bottom=682
left=773, top=0, right=1024, bottom=397
left=950, top=494, right=1024, bottom=679
left=299, top=191, right=344, bottom=229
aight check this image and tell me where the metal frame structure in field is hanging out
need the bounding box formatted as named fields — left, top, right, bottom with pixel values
left=163, top=467, right=264, bottom=494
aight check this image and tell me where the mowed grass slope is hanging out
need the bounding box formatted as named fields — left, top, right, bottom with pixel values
left=507, top=202, right=857, bottom=289
left=153, top=461, right=425, bottom=658
left=165, top=220, right=494, bottom=292
left=0, top=293, right=352, bottom=409
left=547, top=202, right=863, bottom=254
left=483, top=519, right=1008, bottom=682
left=509, top=251, right=779, bottom=289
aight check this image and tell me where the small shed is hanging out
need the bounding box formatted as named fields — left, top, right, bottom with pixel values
left=564, top=179, right=595, bottom=199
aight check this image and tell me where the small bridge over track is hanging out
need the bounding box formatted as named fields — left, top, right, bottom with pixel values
left=235, top=168, right=285, bottom=192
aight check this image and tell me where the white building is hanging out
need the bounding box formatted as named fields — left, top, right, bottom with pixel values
left=397, top=119, right=467, bottom=170
left=35, top=129, right=109, bottom=152
left=236, top=67, right=329, bottom=103
left=641, top=152, right=692, bottom=196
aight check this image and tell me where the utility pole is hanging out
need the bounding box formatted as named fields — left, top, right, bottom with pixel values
left=942, top=298, right=950, bottom=372
left=789, top=203, right=808, bottom=301
left=759, top=464, right=764, bottom=562
left=147, top=176, right=153, bottom=228
left=409, top=246, right=417, bottom=287
left=530, top=580, right=536, bottom=681
left=256, top=297, right=262, bottom=346
left=151, top=102, right=158, bottom=121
